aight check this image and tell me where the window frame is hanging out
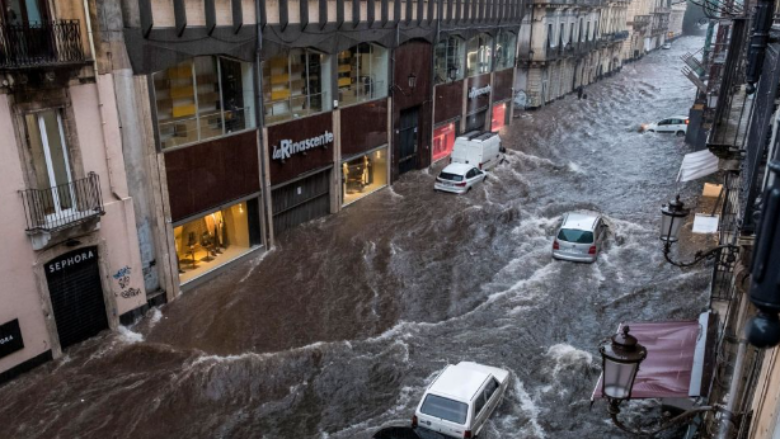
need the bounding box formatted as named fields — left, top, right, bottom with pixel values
left=152, top=55, right=256, bottom=152
left=466, top=33, right=494, bottom=77
left=495, top=30, right=517, bottom=71
left=337, top=42, right=389, bottom=109
left=263, top=47, right=332, bottom=126
left=434, top=36, right=467, bottom=84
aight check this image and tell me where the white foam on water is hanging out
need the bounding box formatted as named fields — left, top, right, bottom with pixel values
left=118, top=326, right=145, bottom=344
left=238, top=247, right=275, bottom=283
left=567, top=161, right=586, bottom=174
left=388, top=186, right=404, bottom=199
left=544, top=344, right=593, bottom=381
left=511, top=376, right=546, bottom=438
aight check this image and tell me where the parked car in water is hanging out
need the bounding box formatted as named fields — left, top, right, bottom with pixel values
left=450, top=131, right=505, bottom=171
left=413, top=361, right=510, bottom=439
left=552, top=212, right=608, bottom=263
left=662, top=42, right=672, bottom=49
left=434, top=164, right=487, bottom=194
left=642, top=115, right=689, bottom=136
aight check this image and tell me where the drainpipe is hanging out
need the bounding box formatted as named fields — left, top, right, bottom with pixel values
left=83, top=0, right=124, bottom=201
left=716, top=294, right=750, bottom=439
left=254, top=0, right=273, bottom=247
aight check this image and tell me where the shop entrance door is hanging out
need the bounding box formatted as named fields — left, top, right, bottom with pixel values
left=398, top=107, right=419, bottom=175
left=466, top=110, right=487, bottom=132
left=45, top=247, right=109, bottom=349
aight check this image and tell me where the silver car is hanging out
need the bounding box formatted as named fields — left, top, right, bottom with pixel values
left=552, top=212, right=608, bottom=263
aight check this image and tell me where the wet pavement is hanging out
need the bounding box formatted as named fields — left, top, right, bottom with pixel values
left=0, top=36, right=713, bottom=439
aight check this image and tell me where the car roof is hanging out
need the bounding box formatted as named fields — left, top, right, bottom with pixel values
left=665, top=115, right=689, bottom=120
left=562, top=212, right=600, bottom=231
left=442, top=163, right=474, bottom=174
left=428, top=364, right=490, bottom=402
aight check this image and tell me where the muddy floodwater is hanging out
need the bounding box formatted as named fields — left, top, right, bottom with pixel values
left=0, top=36, right=713, bottom=439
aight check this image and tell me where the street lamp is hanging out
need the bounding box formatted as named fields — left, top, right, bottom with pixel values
left=599, top=326, right=721, bottom=436
left=407, top=73, right=417, bottom=90
left=659, top=195, right=740, bottom=268
left=448, top=66, right=459, bottom=82
left=599, top=326, right=647, bottom=402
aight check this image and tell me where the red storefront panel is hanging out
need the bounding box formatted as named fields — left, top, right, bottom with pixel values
left=491, top=103, right=507, bottom=132
left=433, top=122, right=457, bottom=162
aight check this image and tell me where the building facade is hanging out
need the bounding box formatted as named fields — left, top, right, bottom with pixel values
left=516, top=0, right=628, bottom=108
left=103, top=0, right=525, bottom=300
left=0, top=0, right=148, bottom=382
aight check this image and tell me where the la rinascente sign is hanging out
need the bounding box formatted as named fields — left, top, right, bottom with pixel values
left=469, top=85, right=491, bottom=99
left=272, top=131, right=334, bottom=161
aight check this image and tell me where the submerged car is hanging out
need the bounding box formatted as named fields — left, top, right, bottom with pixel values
left=434, top=163, right=487, bottom=194
left=642, top=115, right=689, bottom=136
left=552, top=212, right=608, bottom=263
left=413, top=361, right=510, bottom=439
left=662, top=42, right=672, bottom=49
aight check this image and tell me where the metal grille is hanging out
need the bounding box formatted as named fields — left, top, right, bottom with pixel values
left=0, top=20, right=84, bottom=69
left=19, top=172, right=104, bottom=233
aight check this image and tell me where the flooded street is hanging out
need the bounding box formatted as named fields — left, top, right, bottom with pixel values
left=1, top=36, right=712, bottom=439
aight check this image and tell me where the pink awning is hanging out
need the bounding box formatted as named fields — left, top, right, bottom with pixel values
left=592, top=312, right=714, bottom=400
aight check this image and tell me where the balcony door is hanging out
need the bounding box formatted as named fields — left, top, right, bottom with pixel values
left=25, top=110, right=75, bottom=219
left=1, top=0, right=48, bottom=25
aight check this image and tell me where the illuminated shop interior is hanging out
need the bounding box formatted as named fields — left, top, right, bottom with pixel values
left=491, top=103, right=507, bottom=132
left=174, top=201, right=255, bottom=284
left=342, top=147, right=388, bottom=205
left=433, top=122, right=458, bottom=162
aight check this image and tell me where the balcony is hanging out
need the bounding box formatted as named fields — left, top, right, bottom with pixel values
left=613, top=30, right=630, bottom=41
left=630, top=15, right=651, bottom=27
left=20, top=173, right=104, bottom=249
left=0, top=20, right=86, bottom=71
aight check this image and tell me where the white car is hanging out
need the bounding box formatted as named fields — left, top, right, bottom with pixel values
left=413, top=361, right=510, bottom=439
left=434, top=163, right=487, bottom=194
left=552, top=212, right=608, bottom=263
left=662, top=42, right=672, bottom=49
left=643, top=115, right=689, bottom=136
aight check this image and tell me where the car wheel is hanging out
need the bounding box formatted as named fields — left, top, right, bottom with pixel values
left=676, top=130, right=685, bottom=137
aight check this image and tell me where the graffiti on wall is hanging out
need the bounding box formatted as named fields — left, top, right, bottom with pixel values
left=112, top=266, right=142, bottom=299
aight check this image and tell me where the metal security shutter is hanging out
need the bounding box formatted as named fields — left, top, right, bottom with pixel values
left=272, top=169, right=331, bottom=237
left=45, top=247, right=108, bottom=349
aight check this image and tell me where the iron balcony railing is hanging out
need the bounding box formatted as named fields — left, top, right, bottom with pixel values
left=612, top=30, right=630, bottom=41
left=631, top=15, right=652, bottom=26
left=20, top=172, right=104, bottom=233
left=0, top=20, right=85, bottom=69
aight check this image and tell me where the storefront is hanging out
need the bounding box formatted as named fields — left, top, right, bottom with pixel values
left=340, top=99, right=390, bottom=205
left=267, top=112, right=335, bottom=237
left=466, top=73, right=492, bottom=132
left=432, top=121, right=459, bottom=162
left=490, top=102, right=508, bottom=131
left=174, top=198, right=262, bottom=284
left=491, top=67, right=515, bottom=132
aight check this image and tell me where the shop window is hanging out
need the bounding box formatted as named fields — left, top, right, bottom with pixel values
left=338, top=43, right=389, bottom=107
left=491, top=102, right=507, bottom=131
left=263, top=48, right=333, bottom=125
left=495, top=30, right=517, bottom=70
left=341, top=147, right=388, bottom=205
left=174, top=200, right=260, bottom=284
left=434, top=36, right=466, bottom=84
left=433, top=122, right=458, bottom=162
left=467, top=33, right=493, bottom=76
left=153, top=56, right=255, bottom=150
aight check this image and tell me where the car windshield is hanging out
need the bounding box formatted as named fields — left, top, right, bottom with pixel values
left=557, top=228, right=594, bottom=243
left=439, top=172, right=464, bottom=182
left=420, top=394, right=469, bottom=425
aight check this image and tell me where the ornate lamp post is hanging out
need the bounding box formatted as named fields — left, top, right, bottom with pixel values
left=599, top=326, right=721, bottom=436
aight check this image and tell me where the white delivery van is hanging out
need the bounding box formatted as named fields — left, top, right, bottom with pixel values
left=450, top=131, right=505, bottom=171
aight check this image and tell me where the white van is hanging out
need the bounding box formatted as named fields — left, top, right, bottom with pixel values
left=450, top=131, right=505, bottom=171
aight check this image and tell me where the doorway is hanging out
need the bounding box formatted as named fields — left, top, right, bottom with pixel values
left=398, top=106, right=419, bottom=175
left=25, top=109, right=75, bottom=220
left=45, top=247, right=109, bottom=349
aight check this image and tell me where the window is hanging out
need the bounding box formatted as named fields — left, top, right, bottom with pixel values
left=153, top=56, right=255, bottom=150
left=467, top=33, right=493, bottom=76
left=434, top=36, right=466, bottom=84
left=494, top=30, right=516, bottom=70
left=174, top=199, right=261, bottom=284
left=25, top=109, right=74, bottom=214
left=439, top=172, right=464, bottom=182
left=263, top=48, right=332, bottom=125
left=548, top=24, right=554, bottom=47
left=337, top=43, right=388, bottom=107
left=570, top=23, right=575, bottom=44
left=559, top=23, right=565, bottom=46
left=558, top=228, right=594, bottom=243
left=433, top=122, right=458, bottom=162
left=473, top=391, right=487, bottom=416
left=342, top=148, right=388, bottom=205
left=586, top=22, right=591, bottom=41
left=420, top=395, right=469, bottom=424
left=483, top=378, right=499, bottom=400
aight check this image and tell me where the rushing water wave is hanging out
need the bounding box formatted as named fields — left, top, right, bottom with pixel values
left=0, top=36, right=712, bottom=439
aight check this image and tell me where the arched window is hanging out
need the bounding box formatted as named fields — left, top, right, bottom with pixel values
left=434, top=36, right=466, bottom=84
left=495, top=30, right=516, bottom=70
left=467, top=33, right=493, bottom=76
left=337, top=43, right=389, bottom=107
left=263, top=48, right=332, bottom=125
